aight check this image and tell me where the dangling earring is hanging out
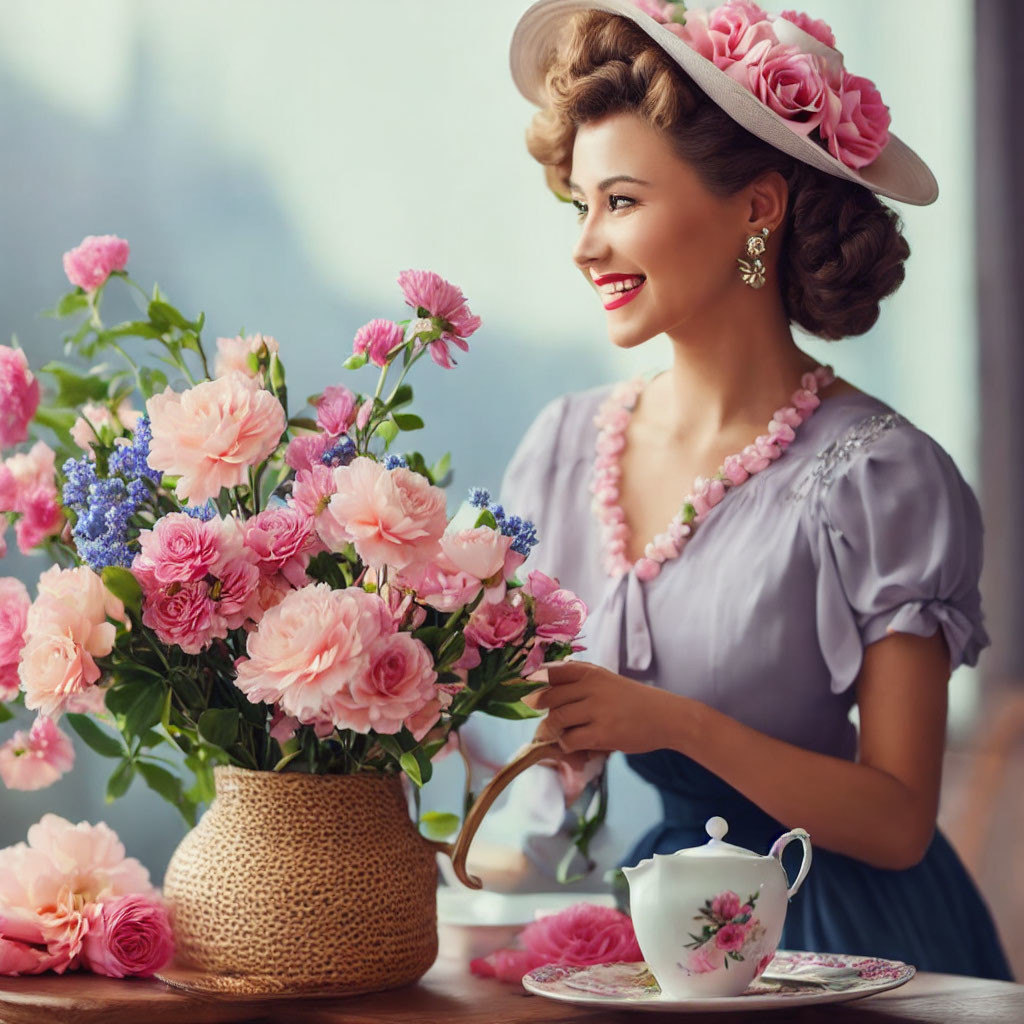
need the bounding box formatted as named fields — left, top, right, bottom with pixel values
left=737, top=227, right=770, bottom=289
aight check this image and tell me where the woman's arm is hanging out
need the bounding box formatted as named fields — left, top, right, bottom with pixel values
left=531, top=629, right=950, bottom=871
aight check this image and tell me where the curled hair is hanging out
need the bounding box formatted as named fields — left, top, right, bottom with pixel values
left=525, top=11, right=910, bottom=340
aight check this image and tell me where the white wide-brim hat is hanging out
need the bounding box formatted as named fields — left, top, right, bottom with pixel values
left=510, top=0, right=938, bottom=205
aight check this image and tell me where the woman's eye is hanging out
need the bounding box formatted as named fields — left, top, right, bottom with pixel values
left=571, top=195, right=634, bottom=219
left=572, top=199, right=587, bottom=217
left=609, top=194, right=634, bottom=211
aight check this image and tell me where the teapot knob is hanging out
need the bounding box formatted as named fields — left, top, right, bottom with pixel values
left=705, top=816, right=729, bottom=842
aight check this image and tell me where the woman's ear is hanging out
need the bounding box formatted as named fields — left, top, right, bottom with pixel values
left=744, top=170, right=789, bottom=233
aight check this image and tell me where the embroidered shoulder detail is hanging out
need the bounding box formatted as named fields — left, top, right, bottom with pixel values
left=784, top=412, right=910, bottom=502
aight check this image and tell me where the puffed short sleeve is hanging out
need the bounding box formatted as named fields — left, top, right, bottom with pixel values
left=812, top=418, right=991, bottom=695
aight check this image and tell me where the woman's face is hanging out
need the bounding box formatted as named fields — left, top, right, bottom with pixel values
left=569, top=111, right=750, bottom=349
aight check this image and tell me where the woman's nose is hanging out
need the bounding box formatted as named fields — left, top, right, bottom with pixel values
left=572, top=212, right=608, bottom=271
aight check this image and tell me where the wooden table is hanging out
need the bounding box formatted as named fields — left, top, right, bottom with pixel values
left=1, top=957, right=1021, bottom=1024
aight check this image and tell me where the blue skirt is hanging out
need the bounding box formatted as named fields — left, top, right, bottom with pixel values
left=621, top=749, right=1014, bottom=982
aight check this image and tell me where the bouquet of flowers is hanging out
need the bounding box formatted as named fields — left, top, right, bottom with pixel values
left=0, top=234, right=588, bottom=835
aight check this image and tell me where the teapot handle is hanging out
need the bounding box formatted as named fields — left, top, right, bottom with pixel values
left=768, top=828, right=812, bottom=898
left=423, top=739, right=563, bottom=889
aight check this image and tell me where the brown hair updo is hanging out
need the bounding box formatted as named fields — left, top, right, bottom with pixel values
left=525, top=11, right=910, bottom=340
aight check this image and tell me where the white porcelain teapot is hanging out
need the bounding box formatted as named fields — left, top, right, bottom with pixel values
left=622, top=816, right=812, bottom=998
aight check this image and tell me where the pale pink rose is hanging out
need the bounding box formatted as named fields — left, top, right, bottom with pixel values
left=35, top=565, right=126, bottom=627
left=323, top=458, right=446, bottom=571
left=740, top=43, right=831, bottom=135
left=139, top=581, right=216, bottom=655
left=524, top=572, right=588, bottom=644
left=290, top=464, right=336, bottom=520
left=62, top=234, right=129, bottom=292
left=0, top=577, right=30, bottom=669
left=780, top=9, right=836, bottom=48
left=711, top=890, right=742, bottom=921
left=677, top=3, right=776, bottom=71
left=334, top=631, right=437, bottom=734
left=0, top=716, right=75, bottom=791
left=397, top=556, right=482, bottom=613
left=234, top=583, right=393, bottom=727
left=355, top=398, right=374, bottom=431
left=404, top=694, right=451, bottom=743
left=81, top=895, right=174, bottom=978
left=133, top=512, right=226, bottom=587
left=284, top=431, right=332, bottom=472
left=69, top=400, right=140, bottom=453
left=18, top=627, right=102, bottom=719
left=213, top=333, right=279, bottom=380
left=521, top=903, right=642, bottom=966
left=146, top=375, right=287, bottom=504
left=0, top=346, right=41, bottom=450
left=315, top=384, right=358, bottom=436
left=464, top=599, right=528, bottom=651
left=714, top=921, right=751, bottom=951
left=820, top=71, right=891, bottom=169
left=353, top=319, right=405, bottom=368
left=244, top=506, right=320, bottom=587
left=440, top=527, right=513, bottom=586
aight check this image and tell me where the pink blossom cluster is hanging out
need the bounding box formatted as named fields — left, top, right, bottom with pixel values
left=0, top=346, right=40, bottom=451
left=470, top=902, right=643, bottom=983
left=0, top=715, right=74, bottom=791
left=69, top=399, right=141, bottom=455
left=61, top=234, right=130, bottom=292
left=0, top=814, right=172, bottom=977
left=684, top=890, right=765, bottom=975
left=213, top=332, right=280, bottom=381
left=591, top=365, right=834, bottom=581
left=145, top=373, right=287, bottom=505
left=234, top=582, right=442, bottom=737
left=18, top=566, right=126, bottom=719
left=637, top=0, right=890, bottom=168
left=0, top=441, right=63, bottom=555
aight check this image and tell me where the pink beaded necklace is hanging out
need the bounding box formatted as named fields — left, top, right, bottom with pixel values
left=590, top=364, right=836, bottom=581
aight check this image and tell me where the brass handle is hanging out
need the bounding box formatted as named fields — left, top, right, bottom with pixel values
left=425, top=739, right=562, bottom=889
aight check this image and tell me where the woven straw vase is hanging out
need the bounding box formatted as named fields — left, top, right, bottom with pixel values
left=156, top=765, right=440, bottom=996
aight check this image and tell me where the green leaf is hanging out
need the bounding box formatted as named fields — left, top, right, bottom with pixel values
left=431, top=451, right=452, bottom=484
left=399, top=748, right=433, bottom=788
left=0, top=704, right=14, bottom=723
left=122, top=681, right=168, bottom=738
left=419, top=811, right=460, bottom=842
left=106, top=759, right=136, bottom=801
left=474, top=509, right=498, bottom=531
left=101, top=566, right=143, bottom=618
left=66, top=713, right=126, bottom=758
left=138, top=367, right=169, bottom=399
left=137, top=761, right=183, bottom=803
left=392, top=413, right=424, bottom=431
left=198, top=708, right=240, bottom=749
left=390, top=384, right=413, bottom=408
left=39, top=361, right=109, bottom=406
left=374, top=419, right=399, bottom=443
left=343, top=352, right=368, bottom=370
left=148, top=300, right=192, bottom=332
left=45, top=291, right=90, bottom=318
left=483, top=700, right=542, bottom=721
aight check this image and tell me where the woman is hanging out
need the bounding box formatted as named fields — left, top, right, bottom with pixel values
left=485, top=0, right=1013, bottom=980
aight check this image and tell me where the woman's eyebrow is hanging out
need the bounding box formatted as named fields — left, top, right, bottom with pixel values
left=567, top=174, right=652, bottom=193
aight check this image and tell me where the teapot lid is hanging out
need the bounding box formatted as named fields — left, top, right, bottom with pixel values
left=676, top=817, right=762, bottom=859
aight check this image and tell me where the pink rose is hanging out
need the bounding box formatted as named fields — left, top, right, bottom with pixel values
left=81, top=895, right=174, bottom=978
left=714, top=921, right=751, bottom=952
left=315, top=384, right=358, bottom=436
left=140, top=581, right=216, bottom=655
left=0, top=577, right=30, bottom=674
left=740, top=43, right=831, bottom=135
left=322, top=458, right=446, bottom=571
left=0, top=716, right=75, bottom=791
left=711, top=890, right=742, bottom=921
left=146, top=375, right=286, bottom=504
left=397, top=557, right=482, bottom=613
left=0, top=346, right=41, bottom=450
left=133, top=513, right=225, bottom=586
left=234, top=583, right=394, bottom=727
left=61, top=234, right=129, bottom=292
left=439, top=527, right=514, bottom=591
left=333, top=631, right=437, bottom=734
left=524, top=572, right=588, bottom=644
left=404, top=694, right=451, bottom=743
left=353, top=319, right=405, bottom=368
left=820, top=71, right=891, bottom=169
left=678, top=3, right=776, bottom=71
left=213, top=333, right=279, bottom=380
left=243, top=506, right=320, bottom=587
left=779, top=9, right=836, bottom=48
left=464, top=598, right=528, bottom=650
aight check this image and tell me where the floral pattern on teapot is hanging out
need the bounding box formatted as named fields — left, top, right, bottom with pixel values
left=679, top=889, right=770, bottom=975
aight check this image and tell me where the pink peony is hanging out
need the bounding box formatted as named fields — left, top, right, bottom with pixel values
left=146, top=374, right=287, bottom=504
left=0, top=346, right=41, bottom=450
left=321, top=458, right=447, bottom=571
left=472, top=903, right=643, bottom=984
left=714, top=921, right=751, bottom=951
left=523, top=571, right=588, bottom=644
left=81, top=895, right=174, bottom=978
left=464, top=598, right=528, bottom=650
left=69, top=400, right=141, bottom=453
left=353, top=319, right=405, bottom=368
left=35, top=565, right=126, bottom=628
left=780, top=9, right=836, bottom=48
left=740, top=43, right=831, bottom=135
left=61, top=234, right=129, bottom=292
left=334, top=631, right=437, bottom=734
left=397, top=270, right=481, bottom=370
left=234, top=583, right=396, bottom=728
left=213, top=333, right=279, bottom=380
left=244, top=506, right=320, bottom=587
left=820, top=71, right=891, bottom=169
left=315, top=384, right=358, bottom=436
left=0, top=716, right=75, bottom=791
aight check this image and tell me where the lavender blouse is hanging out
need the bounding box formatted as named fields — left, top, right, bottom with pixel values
left=498, top=379, right=989, bottom=761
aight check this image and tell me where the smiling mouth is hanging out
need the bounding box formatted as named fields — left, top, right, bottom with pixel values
left=601, top=277, right=646, bottom=310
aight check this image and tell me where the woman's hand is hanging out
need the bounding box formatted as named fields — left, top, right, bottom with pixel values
left=525, top=660, right=681, bottom=756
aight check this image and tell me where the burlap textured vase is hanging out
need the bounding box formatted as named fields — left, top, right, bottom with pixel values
left=157, top=765, right=440, bottom=996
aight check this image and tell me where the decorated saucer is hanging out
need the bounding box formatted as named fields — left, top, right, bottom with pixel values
left=522, top=950, right=916, bottom=1013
